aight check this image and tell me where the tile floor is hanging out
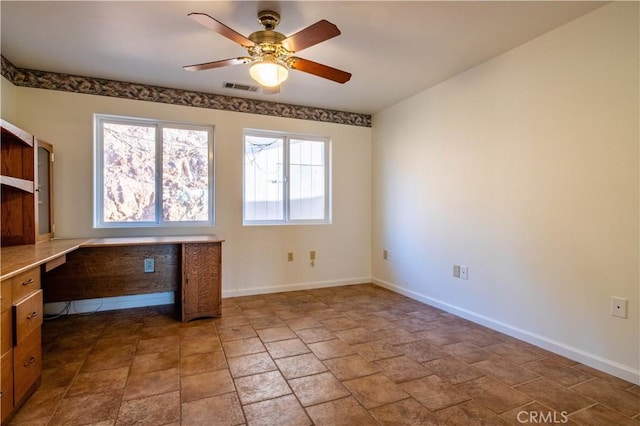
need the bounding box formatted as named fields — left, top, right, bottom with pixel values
left=9, top=284, right=640, bottom=425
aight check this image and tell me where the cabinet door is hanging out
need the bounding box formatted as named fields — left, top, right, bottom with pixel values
left=181, top=243, right=221, bottom=322
left=1, top=349, right=14, bottom=424
left=36, top=140, right=54, bottom=242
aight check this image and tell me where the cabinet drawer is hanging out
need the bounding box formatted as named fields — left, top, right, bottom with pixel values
left=1, top=349, right=13, bottom=425
left=13, top=290, right=43, bottom=344
left=1, top=308, right=11, bottom=354
left=11, top=268, right=41, bottom=303
left=13, top=327, right=41, bottom=405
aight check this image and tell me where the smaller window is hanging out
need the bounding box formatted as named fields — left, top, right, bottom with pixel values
left=243, top=130, right=331, bottom=225
left=94, top=115, right=214, bottom=228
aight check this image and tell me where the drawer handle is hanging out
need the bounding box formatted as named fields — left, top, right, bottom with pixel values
left=27, top=311, right=39, bottom=320
left=22, top=278, right=34, bottom=286
left=24, top=356, right=36, bottom=367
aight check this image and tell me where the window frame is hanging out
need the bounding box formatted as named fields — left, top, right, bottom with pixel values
left=94, top=114, right=215, bottom=228
left=242, top=129, right=331, bottom=226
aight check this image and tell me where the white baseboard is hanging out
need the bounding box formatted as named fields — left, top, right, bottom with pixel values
left=372, top=277, right=639, bottom=385
left=44, top=292, right=174, bottom=316
left=221, top=277, right=371, bottom=298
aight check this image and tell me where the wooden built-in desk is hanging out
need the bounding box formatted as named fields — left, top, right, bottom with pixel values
left=0, top=235, right=223, bottom=424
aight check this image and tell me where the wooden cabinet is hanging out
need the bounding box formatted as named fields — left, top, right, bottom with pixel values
left=1, top=266, right=42, bottom=424
left=181, top=242, right=222, bottom=322
left=36, top=140, right=54, bottom=242
left=1, top=120, right=36, bottom=247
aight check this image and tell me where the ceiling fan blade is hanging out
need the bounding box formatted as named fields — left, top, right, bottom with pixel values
left=281, top=20, right=341, bottom=53
left=288, top=57, right=351, bottom=84
left=183, top=57, right=250, bottom=72
left=188, top=12, right=255, bottom=48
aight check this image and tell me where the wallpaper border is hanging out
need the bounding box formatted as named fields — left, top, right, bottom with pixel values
left=1, top=56, right=371, bottom=128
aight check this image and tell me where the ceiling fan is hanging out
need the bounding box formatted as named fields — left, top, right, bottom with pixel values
left=183, top=10, right=352, bottom=88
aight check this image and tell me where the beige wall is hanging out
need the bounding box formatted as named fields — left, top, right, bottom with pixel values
left=372, top=2, right=639, bottom=383
left=8, top=87, right=372, bottom=297
left=1, top=77, right=17, bottom=122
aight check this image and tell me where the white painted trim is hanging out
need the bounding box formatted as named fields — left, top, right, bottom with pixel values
left=222, top=277, right=371, bottom=298
left=372, top=277, right=639, bottom=385
left=44, top=292, right=174, bottom=316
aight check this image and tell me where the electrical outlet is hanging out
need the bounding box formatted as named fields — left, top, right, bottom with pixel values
left=287, top=252, right=294, bottom=262
left=144, top=258, right=155, bottom=273
left=453, top=265, right=460, bottom=278
left=310, top=250, right=316, bottom=261
left=460, top=266, right=469, bottom=280
left=383, top=250, right=388, bottom=260
left=611, top=297, right=628, bottom=319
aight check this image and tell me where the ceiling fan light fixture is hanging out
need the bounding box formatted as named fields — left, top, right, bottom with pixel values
left=249, top=60, right=289, bottom=87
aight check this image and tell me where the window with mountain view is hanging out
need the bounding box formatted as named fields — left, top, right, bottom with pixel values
left=94, top=115, right=214, bottom=227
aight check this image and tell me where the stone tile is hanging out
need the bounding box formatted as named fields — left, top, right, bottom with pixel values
left=179, top=336, right=222, bottom=356
left=334, top=327, right=380, bottom=345
left=472, top=357, right=539, bottom=386
left=569, top=403, right=640, bottom=426
left=228, top=352, right=277, bottom=378
left=234, top=370, right=291, bottom=405
left=264, top=338, right=310, bottom=359
left=81, top=347, right=135, bottom=372
left=413, top=327, right=463, bottom=346
left=572, top=378, right=640, bottom=417
left=243, top=394, right=311, bottom=426
left=180, top=369, right=235, bottom=403
left=214, top=315, right=250, bottom=330
left=138, top=323, right=179, bottom=340
left=424, top=356, right=485, bottom=385
left=376, top=327, right=420, bottom=345
left=67, top=366, right=129, bottom=396
left=285, top=316, right=322, bottom=331
left=369, top=397, right=442, bottom=425
left=222, top=336, right=266, bottom=358
left=295, top=326, right=336, bottom=344
left=256, top=326, right=297, bottom=342
left=374, top=355, right=432, bottom=383
left=116, top=391, right=181, bottom=426
left=456, top=376, right=532, bottom=414
left=130, top=349, right=179, bottom=375
left=308, top=339, right=355, bottom=360
left=437, top=400, right=512, bottom=425
left=40, top=361, right=83, bottom=390
left=324, top=354, right=380, bottom=381
left=321, top=316, right=360, bottom=331
left=352, top=339, right=402, bottom=361
left=523, top=358, right=592, bottom=387
left=515, top=378, right=595, bottom=413
left=123, top=367, right=180, bottom=400
left=8, top=386, right=66, bottom=422
left=275, top=353, right=328, bottom=379
left=288, top=372, right=350, bottom=406
left=136, top=335, right=180, bottom=355
left=396, top=340, right=447, bottom=363
left=401, top=375, right=471, bottom=411
left=343, top=373, right=409, bottom=408
left=306, top=397, right=378, bottom=425
left=443, top=342, right=494, bottom=364
left=218, top=325, right=258, bottom=342
left=249, top=315, right=286, bottom=330
left=486, top=341, right=545, bottom=365
left=180, top=350, right=228, bottom=376
left=49, top=390, right=122, bottom=426
left=572, top=363, right=635, bottom=389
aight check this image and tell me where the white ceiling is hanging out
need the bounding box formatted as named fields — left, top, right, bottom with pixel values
left=1, top=1, right=606, bottom=115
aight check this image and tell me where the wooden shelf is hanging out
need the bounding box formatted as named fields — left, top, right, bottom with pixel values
left=0, top=176, right=34, bottom=194
left=1, top=120, right=33, bottom=148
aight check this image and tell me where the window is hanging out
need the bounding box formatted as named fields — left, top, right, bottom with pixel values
left=94, top=115, right=214, bottom=227
left=243, top=129, right=331, bottom=225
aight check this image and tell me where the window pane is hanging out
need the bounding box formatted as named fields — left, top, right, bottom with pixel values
left=290, top=139, right=325, bottom=220
left=102, top=122, right=156, bottom=222
left=244, top=136, right=284, bottom=221
left=162, top=127, right=209, bottom=222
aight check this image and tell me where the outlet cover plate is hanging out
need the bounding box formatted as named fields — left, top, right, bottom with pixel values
left=611, top=297, right=628, bottom=319
left=460, top=266, right=469, bottom=280
left=144, top=258, right=155, bottom=273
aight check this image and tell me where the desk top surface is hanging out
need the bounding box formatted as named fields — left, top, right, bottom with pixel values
left=1, top=235, right=224, bottom=281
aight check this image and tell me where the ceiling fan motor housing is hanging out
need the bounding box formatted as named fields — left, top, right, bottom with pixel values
left=257, top=10, right=280, bottom=31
